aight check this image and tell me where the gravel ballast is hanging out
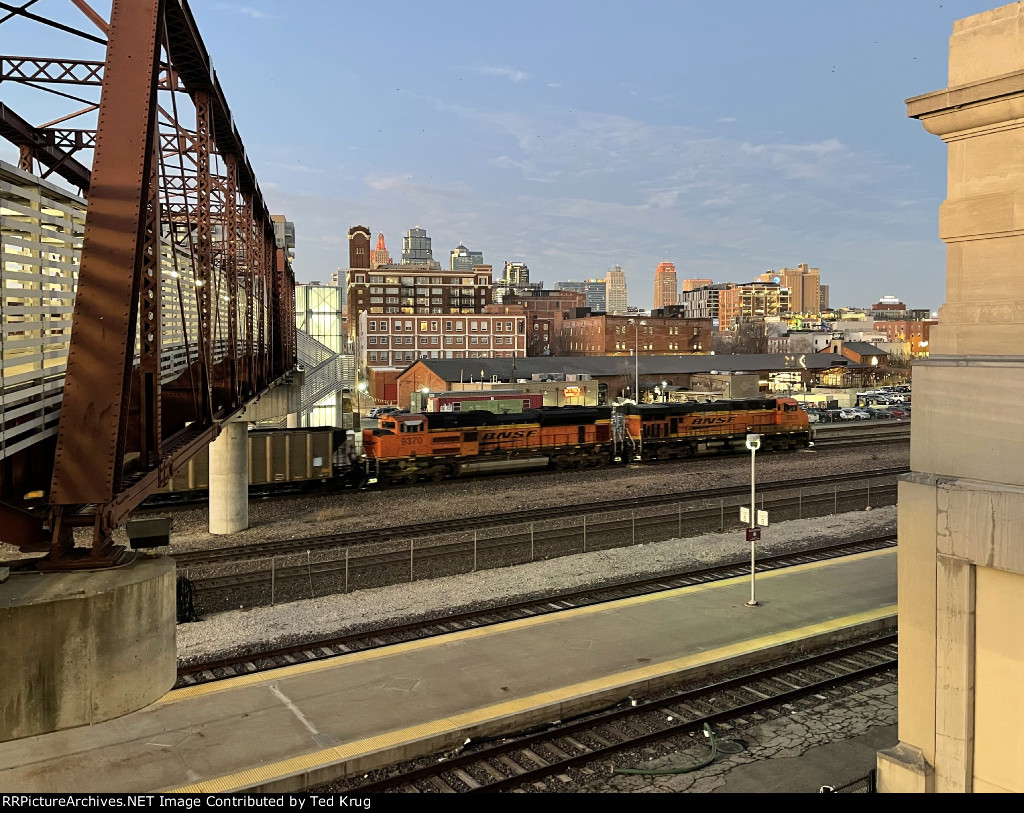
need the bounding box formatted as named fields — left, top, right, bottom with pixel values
left=176, top=504, right=897, bottom=666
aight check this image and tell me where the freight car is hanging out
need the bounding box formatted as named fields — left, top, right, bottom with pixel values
left=361, top=397, right=809, bottom=484
left=146, top=426, right=349, bottom=504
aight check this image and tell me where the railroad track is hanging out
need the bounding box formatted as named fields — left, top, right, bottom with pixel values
left=174, top=466, right=907, bottom=568
left=143, top=423, right=906, bottom=511
left=317, top=633, right=897, bottom=794
left=176, top=535, right=896, bottom=688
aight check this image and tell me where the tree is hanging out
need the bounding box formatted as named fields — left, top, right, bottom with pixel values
left=734, top=319, right=770, bottom=354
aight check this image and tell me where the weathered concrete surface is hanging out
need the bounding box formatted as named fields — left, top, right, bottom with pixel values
left=0, top=556, right=176, bottom=743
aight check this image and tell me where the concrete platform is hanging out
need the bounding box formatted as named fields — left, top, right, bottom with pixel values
left=0, top=556, right=176, bottom=743
left=0, top=548, right=896, bottom=792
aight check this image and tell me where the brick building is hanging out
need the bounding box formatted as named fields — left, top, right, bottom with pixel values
left=872, top=319, right=937, bottom=357
left=558, top=314, right=713, bottom=357
left=503, top=289, right=586, bottom=356
left=358, top=310, right=526, bottom=373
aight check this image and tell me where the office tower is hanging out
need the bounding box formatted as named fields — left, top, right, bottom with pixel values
left=504, top=261, right=530, bottom=286
left=605, top=265, right=628, bottom=314
left=765, top=263, right=820, bottom=313
left=402, top=226, right=434, bottom=265
left=556, top=279, right=607, bottom=312
left=682, top=278, right=713, bottom=292
left=653, top=262, right=678, bottom=310
left=371, top=233, right=392, bottom=268
left=820, top=284, right=830, bottom=311
left=450, top=242, right=484, bottom=271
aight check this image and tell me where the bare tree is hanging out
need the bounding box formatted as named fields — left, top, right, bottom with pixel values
left=734, top=319, right=770, bottom=354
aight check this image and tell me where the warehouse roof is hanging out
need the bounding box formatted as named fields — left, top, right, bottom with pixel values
left=399, top=353, right=866, bottom=383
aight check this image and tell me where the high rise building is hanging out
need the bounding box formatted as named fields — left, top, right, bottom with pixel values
left=758, top=263, right=821, bottom=314
left=371, top=233, right=392, bottom=268
left=605, top=265, right=628, bottom=314
left=401, top=226, right=436, bottom=265
left=450, top=242, right=484, bottom=271
left=682, top=278, right=713, bottom=293
left=503, top=261, right=530, bottom=286
left=653, top=262, right=678, bottom=310
left=555, top=279, right=607, bottom=312
left=819, top=285, right=830, bottom=311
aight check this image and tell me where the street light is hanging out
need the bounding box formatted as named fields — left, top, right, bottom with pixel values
left=745, top=433, right=761, bottom=607
left=628, top=318, right=647, bottom=404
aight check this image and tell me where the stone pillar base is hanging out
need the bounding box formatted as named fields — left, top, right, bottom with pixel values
left=877, top=742, right=935, bottom=793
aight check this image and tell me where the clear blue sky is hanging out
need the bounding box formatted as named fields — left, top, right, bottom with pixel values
left=3, top=1, right=1005, bottom=311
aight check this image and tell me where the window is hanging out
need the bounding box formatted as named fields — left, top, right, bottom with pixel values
left=404, top=352, right=413, bottom=361
left=379, top=337, right=388, bottom=345
left=368, top=337, right=377, bottom=345
left=430, top=321, right=438, bottom=331
left=368, top=320, right=377, bottom=331
left=470, top=321, right=478, bottom=332
left=401, top=277, right=415, bottom=286
left=431, top=288, right=442, bottom=295
left=370, top=287, right=383, bottom=295
left=370, top=297, right=383, bottom=304
left=405, top=321, right=413, bottom=330
left=456, top=321, right=464, bottom=332
left=416, top=276, right=429, bottom=284
left=479, top=337, right=489, bottom=346
left=456, top=336, right=464, bottom=345
left=370, top=276, right=384, bottom=284
left=462, top=278, right=474, bottom=285
left=444, top=320, right=453, bottom=331
left=386, top=297, right=399, bottom=304
left=420, top=321, right=428, bottom=331
left=394, top=322, right=402, bottom=331
left=445, top=337, right=454, bottom=346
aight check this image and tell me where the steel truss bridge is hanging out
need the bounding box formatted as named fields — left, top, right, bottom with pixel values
left=0, top=0, right=296, bottom=566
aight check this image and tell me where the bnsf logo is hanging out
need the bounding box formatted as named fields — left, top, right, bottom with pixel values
left=690, top=416, right=731, bottom=426
left=480, top=429, right=537, bottom=441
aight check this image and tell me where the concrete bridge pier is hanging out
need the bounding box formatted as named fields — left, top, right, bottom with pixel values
left=208, top=421, right=248, bottom=535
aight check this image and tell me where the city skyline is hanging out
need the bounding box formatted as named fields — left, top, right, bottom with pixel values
left=0, top=1, right=1000, bottom=312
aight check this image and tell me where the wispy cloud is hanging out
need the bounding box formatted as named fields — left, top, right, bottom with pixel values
left=473, top=66, right=531, bottom=83
left=214, top=4, right=275, bottom=20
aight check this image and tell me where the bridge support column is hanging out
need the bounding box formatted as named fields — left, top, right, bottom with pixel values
left=286, top=412, right=299, bottom=428
left=209, top=421, right=248, bottom=535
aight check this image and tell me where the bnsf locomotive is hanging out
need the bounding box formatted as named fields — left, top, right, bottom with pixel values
left=361, top=397, right=809, bottom=485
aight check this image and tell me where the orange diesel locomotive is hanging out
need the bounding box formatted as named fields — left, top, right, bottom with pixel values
left=618, top=397, right=810, bottom=461
left=362, top=406, right=613, bottom=484
left=361, top=397, right=809, bottom=483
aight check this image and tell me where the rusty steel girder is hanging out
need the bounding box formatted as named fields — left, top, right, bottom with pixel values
left=22, top=0, right=297, bottom=567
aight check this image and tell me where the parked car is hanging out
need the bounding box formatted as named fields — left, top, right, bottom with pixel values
left=889, top=407, right=911, bottom=419
left=806, top=410, right=821, bottom=424
left=839, top=408, right=870, bottom=421
left=864, top=407, right=893, bottom=419
left=368, top=406, right=401, bottom=418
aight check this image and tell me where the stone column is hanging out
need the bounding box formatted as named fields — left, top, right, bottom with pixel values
left=878, top=2, right=1024, bottom=794
left=286, top=412, right=299, bottom=428
left=208, top=421, right=248, bottom=534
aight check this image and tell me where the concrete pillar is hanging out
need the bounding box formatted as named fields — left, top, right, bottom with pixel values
left=209, top=421, right=248, bottom=534
left=286, top=411, right=299, bottom=428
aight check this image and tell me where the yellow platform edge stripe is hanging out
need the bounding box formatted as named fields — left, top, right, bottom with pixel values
left=165, top=546, right=895, bottom=705
left=167, top=602, right=897, bottom=793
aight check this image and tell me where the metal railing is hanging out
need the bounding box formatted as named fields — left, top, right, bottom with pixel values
left=185, top=474, right=899, bottom=612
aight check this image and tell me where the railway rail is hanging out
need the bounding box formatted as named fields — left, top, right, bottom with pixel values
left=174, top=466, right=907, bottom=569
left=316, top=633, right=897, bottom=794
left=142, top=420, right=908, bottom=510
left=176, top=535, right=896, bottom=688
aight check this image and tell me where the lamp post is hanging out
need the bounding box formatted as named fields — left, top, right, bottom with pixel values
left=628, top=318, right=647, bottom=403
left=745, top=433, right=761, bottom=607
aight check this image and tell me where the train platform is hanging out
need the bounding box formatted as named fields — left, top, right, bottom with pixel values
left=0, top=548, right=897, bottom=794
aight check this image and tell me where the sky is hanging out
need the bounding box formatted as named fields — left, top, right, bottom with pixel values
left=1, top=0, right=1007, bottom=312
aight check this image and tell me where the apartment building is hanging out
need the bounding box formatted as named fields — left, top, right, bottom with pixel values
left=358, top=311, right=527, bottom=371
